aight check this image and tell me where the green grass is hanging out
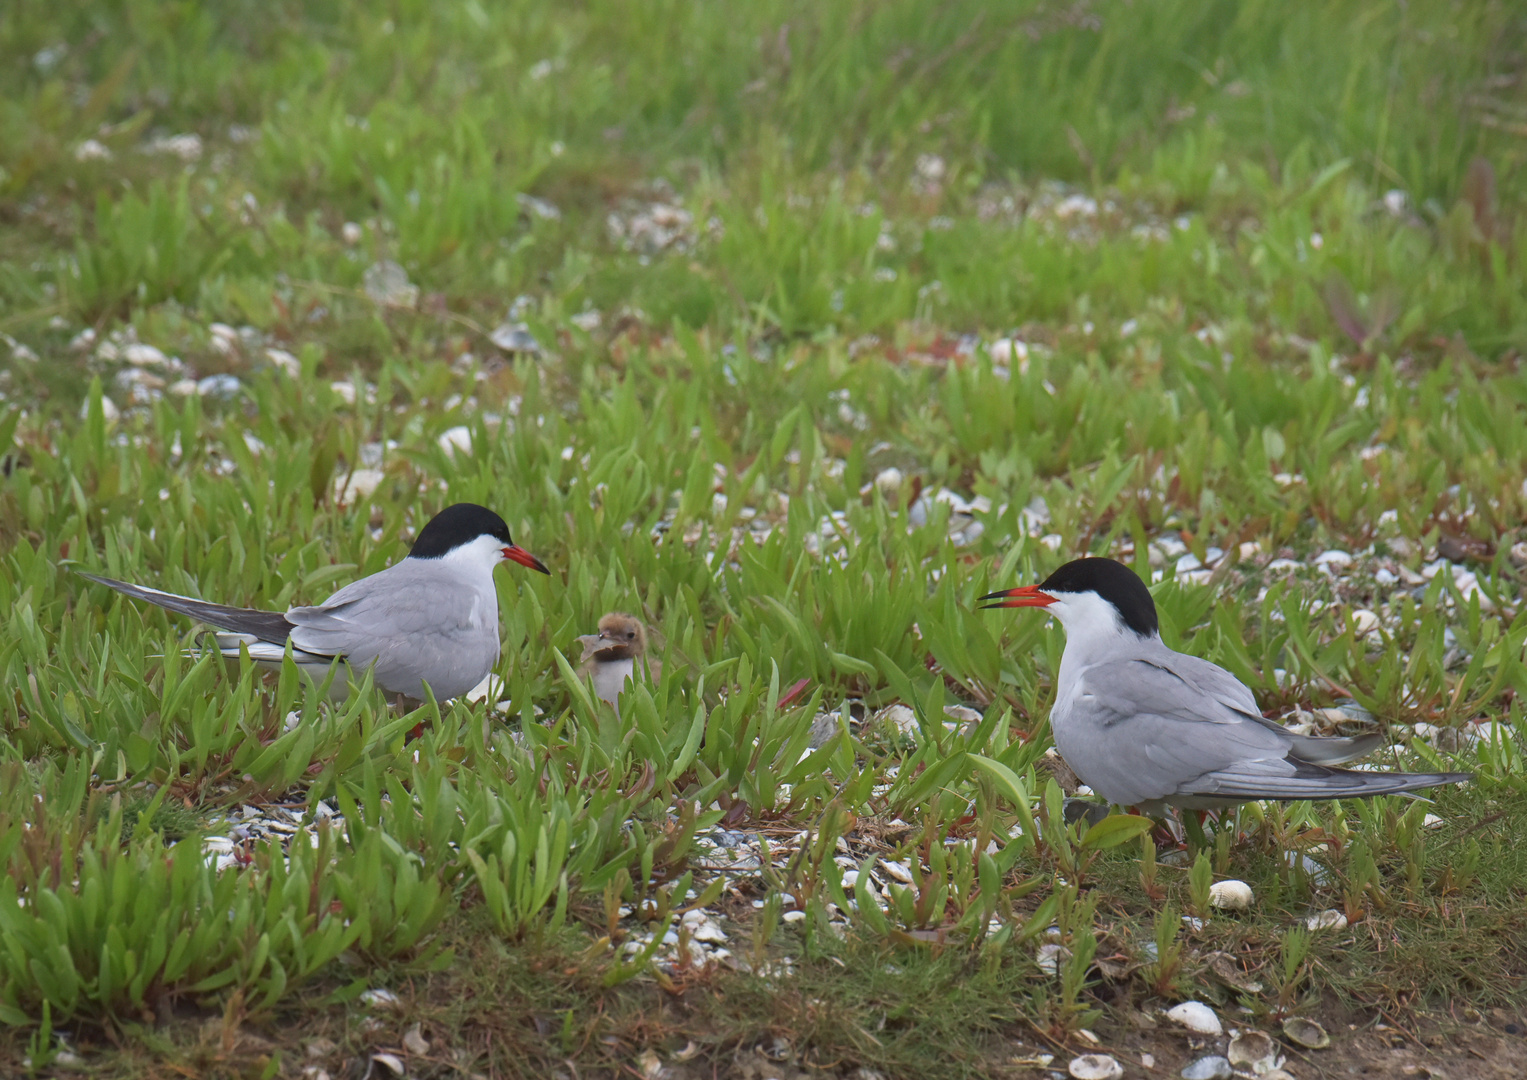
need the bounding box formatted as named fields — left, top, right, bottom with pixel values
left=3, top=0, right=1527, bottom=1076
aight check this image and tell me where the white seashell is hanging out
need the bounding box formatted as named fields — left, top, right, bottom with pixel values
left=1208, top=880, right=1254, bottom=910
left=1179, top=1056, right=1232, bottom=1080
left=1282, top=1016, right=1330, bottom=1048
left=197, top=374, right=241, bottom=400
left=265, top=348, right=301, bottom=377
left=75, top=138, right=113, bottom=162
left=1227, top=1030, right=1277, bottom=1067
left=335, top=468, right=384, bottom=506
left=635, top=1048, right=665, bottom=1079
left=1068, top=1054, right=1123, bottom=1080
left=371, top=1052, right=405, bottom=1075
left=489, top=321, right=541, bottom=354
left=437, top=425, right=473, bottom=456
left=873, top=704, right=917, bottom=738
left=362, top=260, right=418, bottom=308
left=123, top=343, right=170, bottom=367
left=874, top=467, right=903, bottom=493
left=1166, top=1001, right=1223, bottom=1035
left=1304, top=909, right=1347, bottom=932
left=402, top=1024, right=430, bottom=1055
left=1036, top=943, right=1071, bottom=976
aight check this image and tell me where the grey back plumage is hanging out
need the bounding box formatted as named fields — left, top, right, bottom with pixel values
left=1053, top=635, right=1468, bottom=810
left=285, top=557, right=500, bottom=701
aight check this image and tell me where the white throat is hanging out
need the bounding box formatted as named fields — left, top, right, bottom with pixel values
left=423, top=533, right=506, bottom=581
left=1047, top=590, right=1159, bottom=675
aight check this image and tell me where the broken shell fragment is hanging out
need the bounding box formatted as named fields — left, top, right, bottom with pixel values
left=1208, top=879, right=1254, bottom=910
left=1283, top=1016, right=1331, bottom=1049
left=1166, top=1001, right=1223, bottom=1035
left=1068, top=1054, right=1124, bottom=1080
left=1179, top=1056, right=1232, bottom=1080
left=1036, top=943, right=1071, bottom=975
left=1227, top=1030, right=1277, bottom=1067
left=1205, top=952, right=1263, bottom=994
left=1304, top=909, right=1348, bottom=932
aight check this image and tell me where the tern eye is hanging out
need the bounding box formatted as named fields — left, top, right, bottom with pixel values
left=626, top=630, right=636, bottom=640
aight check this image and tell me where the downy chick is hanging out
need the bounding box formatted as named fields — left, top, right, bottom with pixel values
left=576, top=612, right=661, bottom=714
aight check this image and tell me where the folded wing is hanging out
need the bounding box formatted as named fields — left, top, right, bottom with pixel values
left=1066, top=657, right=1466, bottom=806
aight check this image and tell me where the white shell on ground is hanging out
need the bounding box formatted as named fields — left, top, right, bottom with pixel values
left=1166, top=1001, right=1223, bottom=1035
left=1227, top=1030, right=1277, bottom=1066
left=1068, top=1054, right=1124, bottom=1080
left=1208, top=879, right=1254, bottom=910
left=1180, top=1056, right=1232, bottom=1080
left=1304, top=909, right=1347, bottom=932
left=1283, top=1016, right=1331, bottom=1048
left=1036, top=943, right=1071, bottom=975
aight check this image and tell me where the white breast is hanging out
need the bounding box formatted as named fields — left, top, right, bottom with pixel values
left=591, top=658, right=635, bottom=707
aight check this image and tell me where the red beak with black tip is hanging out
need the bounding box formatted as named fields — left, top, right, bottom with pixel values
left=503, top=545, right=552, bottom=575
left=979, top=584, right=1057, bottom=610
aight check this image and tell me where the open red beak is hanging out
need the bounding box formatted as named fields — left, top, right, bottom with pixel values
left=502, top=545, right=551, bottom=575
left=979, top=584, right=1056, bottom=610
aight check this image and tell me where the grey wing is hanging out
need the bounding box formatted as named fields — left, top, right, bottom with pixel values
left=1063, top=661, right=1299, bottom=805
left=287, top=565, right=498, bottom=698
left=1130, top=651, right=1384, bottom=765
left=1070, top=659, right=1463, bottom=805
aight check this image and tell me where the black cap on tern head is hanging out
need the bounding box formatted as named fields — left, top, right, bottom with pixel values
left=410, top=503, right=514, bottom=558
left=1040, top=557, right=1159, bottom=637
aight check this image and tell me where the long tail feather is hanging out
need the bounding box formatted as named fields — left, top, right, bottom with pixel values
left=1194, top=767, right=1470, bottom=801
left=79, top=572, right=294, bottom=644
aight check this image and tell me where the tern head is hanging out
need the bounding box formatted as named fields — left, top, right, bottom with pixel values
left=980, top=556, right=1158, bottom=639
left=409, top=503, right=551, bottom=575
left=576, top=612, right=648, bottom=662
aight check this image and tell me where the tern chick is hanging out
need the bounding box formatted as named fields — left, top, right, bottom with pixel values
left=576, top=612, right=661, bottom=713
